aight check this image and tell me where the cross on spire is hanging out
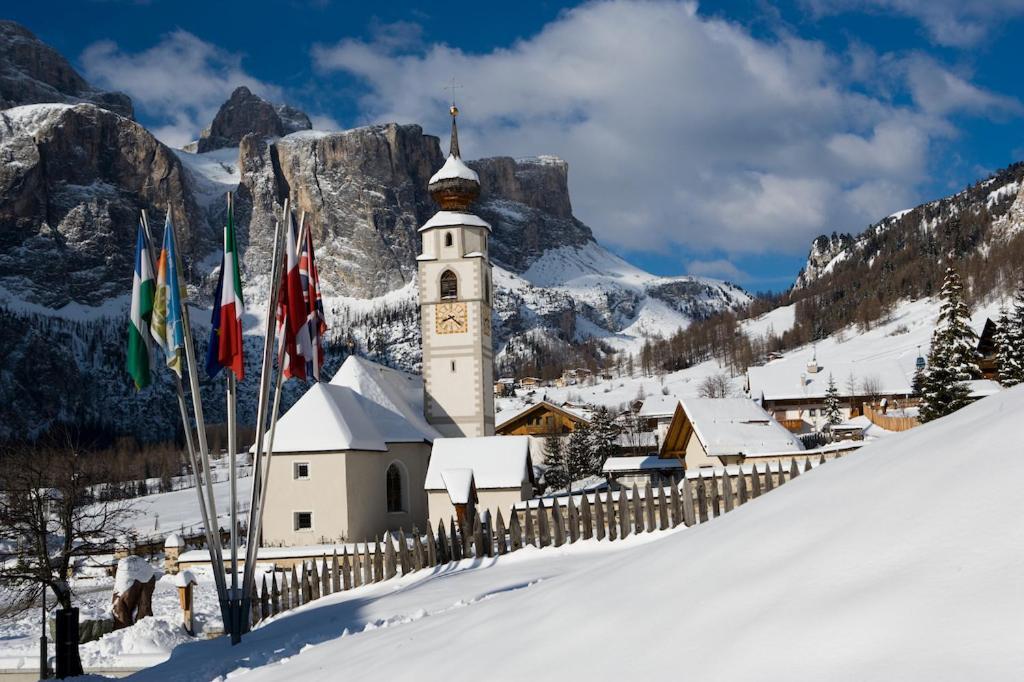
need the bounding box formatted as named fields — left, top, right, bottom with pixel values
left=443, top=77, right=462, bottom=107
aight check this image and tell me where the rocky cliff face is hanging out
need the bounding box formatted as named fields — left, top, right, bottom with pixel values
left=0, top=21, right=133, bottom=118
left=0, top=103, right=207, bottom=307
left=197, top=86, right=311, bottom=153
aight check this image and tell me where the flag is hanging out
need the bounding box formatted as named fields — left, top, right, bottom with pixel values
left=150, top=214, right=186, bottom=377
left=126, top=221, right=155, bottom=389
left=300, top=225, right=328, bottom=381
left=207, top=197, right=245, bottom=380
left=276, top=212, right=312, bottom=381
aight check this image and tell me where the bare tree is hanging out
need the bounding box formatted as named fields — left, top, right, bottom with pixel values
left=861, top=375, right=883, bottom=405
left=698, top=372, right=733, bottom=399
left=0, top=433, right=134, bottom=616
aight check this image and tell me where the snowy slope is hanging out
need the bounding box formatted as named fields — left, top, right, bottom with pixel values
left=128, top=385, right=1024, bottom=681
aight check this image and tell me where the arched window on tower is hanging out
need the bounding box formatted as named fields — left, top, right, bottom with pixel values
left=386, top=463, right=405, bottom=513
left=440, top=270, right=458, bottom=300
left=444, top=232, right=454, bottom=247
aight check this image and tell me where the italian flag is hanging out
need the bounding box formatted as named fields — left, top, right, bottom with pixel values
left=126, top=223, right=154, bottom=389
left=207, top=196, right=246, bottom=381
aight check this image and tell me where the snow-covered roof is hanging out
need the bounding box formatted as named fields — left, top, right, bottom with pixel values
left=602, top=456, right=683, bottom=473
left=966, top=379, right=1002, bottom=398
left=440, top=468, right=475, bottom=504
left=425, top=436, right=531, bottom=491
left=164, top=533, right=184, bottom=548
left=419, top=210, right=491, bottom=233
left=262, top=356, right=438, bottom=454
left=681, top=398, right=804, bottom=457
left=747, top=359, right=913, bottom=401
left=495, top=401, right=590, bottom=431
left=429, top=154, right=480, bottom=185
left=638, top=394, right=680, bottom=419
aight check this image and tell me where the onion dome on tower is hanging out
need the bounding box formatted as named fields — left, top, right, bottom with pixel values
left=428, top=104, right=480, bottom=211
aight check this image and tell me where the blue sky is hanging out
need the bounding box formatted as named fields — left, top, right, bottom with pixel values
left=9, top=1, right=1024, bottom=291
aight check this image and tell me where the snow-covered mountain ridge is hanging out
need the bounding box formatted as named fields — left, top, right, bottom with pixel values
left=0, top=25, right=748, bottom=440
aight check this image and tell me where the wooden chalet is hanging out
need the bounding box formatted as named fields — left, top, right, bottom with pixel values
left=976, top=318, right=999, bottom=380
left=496, top=400, right=590, bottom=438
left=658, top=398, right=805, bottom=469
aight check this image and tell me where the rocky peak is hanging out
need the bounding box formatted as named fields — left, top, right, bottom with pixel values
left=196, top=86, right=311, bottom=152
left=794, top=232, right=854, bottom=289
left=0, top=21, right=133, bottom=118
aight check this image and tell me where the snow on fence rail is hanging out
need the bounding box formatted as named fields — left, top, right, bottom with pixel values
left=239, top=451, right=850, bottom=629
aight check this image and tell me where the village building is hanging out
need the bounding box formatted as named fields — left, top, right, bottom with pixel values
left=425, top=436, right=536, bottom=527
left=975, top=318, right=999, bottom=380
left=747, top=356, right=914, bottom=433
left=260, top=356, right=438, bottom=546
left=637, top=394, right=681, bottom=447
left=659, top=398, right=805, bottom=469
left=602, top=455, right=683, bottom=490
left=495, top=400, right=591, bottom=464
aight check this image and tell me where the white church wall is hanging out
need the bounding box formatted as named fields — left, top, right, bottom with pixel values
left=262, top=443, right=430, bottom=546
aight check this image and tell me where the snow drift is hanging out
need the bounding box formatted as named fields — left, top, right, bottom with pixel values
left=127, top=386, right=1024, bottom=681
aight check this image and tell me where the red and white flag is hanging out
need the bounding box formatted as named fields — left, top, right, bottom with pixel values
left=300, top=226, right=328, bottom=381
left=276, top=212, right=312, bottom=380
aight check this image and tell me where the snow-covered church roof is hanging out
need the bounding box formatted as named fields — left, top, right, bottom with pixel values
left=429, top=154, right=479, bottom=185
left=261, top=356, right=439, bottom=453
left=425, top=436, right=532, bottom=491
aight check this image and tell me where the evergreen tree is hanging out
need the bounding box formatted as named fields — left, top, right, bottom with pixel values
left=920, top=267, right=978, bottom=422
left=587, top=407, right=621, bottom=475
left=563, top=423, right=593, bottom=491
left=997, top=286, right=1024, bottom=386
left=542, top=434, right=569, bottom=492
left=823, top=373, right=843, bottom=425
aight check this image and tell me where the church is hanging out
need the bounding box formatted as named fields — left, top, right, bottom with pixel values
left=262, top=105, right=534, bottom=546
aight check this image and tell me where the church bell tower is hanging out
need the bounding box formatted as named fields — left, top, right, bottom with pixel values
left=418, top=105, right=495, bottom=438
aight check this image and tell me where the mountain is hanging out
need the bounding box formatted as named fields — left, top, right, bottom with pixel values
left=786, top=162, right=1024, bottom=343
left=0, top=23, right=747, bottom=441
left=0, top=21, right=132, bottom=117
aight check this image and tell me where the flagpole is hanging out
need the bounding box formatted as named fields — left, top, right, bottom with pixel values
left=239, top=200, right=288, bottom=632
left=223, top=191, right=243, bottom=645
left=244, top=211, right=309, bottom=605
left=141, top=210, right=230, bottom=625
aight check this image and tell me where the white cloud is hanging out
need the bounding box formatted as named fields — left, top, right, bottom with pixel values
left=309, top=113, right=342, bottom=131
left=687, top=258, right=749, bottom=281
left=311, top=0, right=1019, bottom=257
left=80, top=30, right=283, bottom=148
left=802, top=0, right=1024, bottom=47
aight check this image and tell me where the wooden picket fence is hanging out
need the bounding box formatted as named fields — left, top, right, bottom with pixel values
left=245, top=452, right=846, bottom=628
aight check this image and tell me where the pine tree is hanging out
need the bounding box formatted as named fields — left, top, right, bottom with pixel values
left=997, top=285, right=1024, bottom=386
left=920, top=267, right=978, bottom=422
left=823, top=373, right=842, bottom=425
left=587, top=407, right=621, bottom=475
left=542, top=434, right=569, bottom=492
left=563, top=423, right=593, bottom=490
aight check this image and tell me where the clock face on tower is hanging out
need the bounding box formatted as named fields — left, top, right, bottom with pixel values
left=435, top=302, right=468, bottom=334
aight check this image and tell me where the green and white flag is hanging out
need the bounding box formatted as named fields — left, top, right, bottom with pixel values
left=127, top=221, right=155, bottom=389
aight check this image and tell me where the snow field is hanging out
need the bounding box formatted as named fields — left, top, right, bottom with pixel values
left=135, top=384, right=1024, bottom=681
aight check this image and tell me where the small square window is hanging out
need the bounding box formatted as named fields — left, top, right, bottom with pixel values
left=294, top=462, right=310, bottom=480
left=294, top=512, right=313, bottom=531
left=808, top=408, right=817, bottom=416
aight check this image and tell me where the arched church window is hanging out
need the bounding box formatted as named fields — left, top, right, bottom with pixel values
left=440, top=270, right=458, bottom=300
left=444, top=232, right=454, bottom=247
left=386, top=463, right=405, bottom=513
